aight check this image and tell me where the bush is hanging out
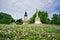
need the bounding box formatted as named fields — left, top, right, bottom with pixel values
left=16, top=18, right=23, bottom=25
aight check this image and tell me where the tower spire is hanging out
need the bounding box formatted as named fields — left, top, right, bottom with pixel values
left=36, top=8, right=38, bottom=18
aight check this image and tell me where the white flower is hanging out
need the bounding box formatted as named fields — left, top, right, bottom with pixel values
left=14, top=36, right=17, bottom=40
left=6, top=38, right=10, bottom=40
left=0, top=30, right=2, bottom=32
left=43, top=39, right=46, bottom=40
left=8, top=30, right=11, bottom=34
left=39, top=35, right=42, bottom=38
left=48, top=34, right=51, bottom=38
left=5, top=32, right=8, bottom=34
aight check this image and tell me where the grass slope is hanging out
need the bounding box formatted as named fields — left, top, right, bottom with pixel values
left=0, top=24, right=60, bottom=40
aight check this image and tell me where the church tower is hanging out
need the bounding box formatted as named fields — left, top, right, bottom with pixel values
left=35, top=9, right=42, bottom=24
left=23, top=11, right=28, bottom=24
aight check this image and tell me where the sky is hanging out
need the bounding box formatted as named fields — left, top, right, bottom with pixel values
left=0, top=0, right=60, bottom=20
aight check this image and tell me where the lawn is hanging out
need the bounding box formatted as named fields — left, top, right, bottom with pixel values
left=0, top=24, right=60, bottom=40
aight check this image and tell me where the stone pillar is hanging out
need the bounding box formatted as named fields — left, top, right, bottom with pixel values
left=36, top=8, right=38, bottom=18
left=35, top=8, right=42, bottom=25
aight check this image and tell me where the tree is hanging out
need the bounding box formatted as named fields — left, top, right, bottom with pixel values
left=59, top=14, right=60, bottom=18
left=51, top=14, right=59, bottom=24
left=38, top=11, right=50, bottom=24
left=58, top=14, right=60, bottom=24
left=11, top=19, right=15, bottom=23
left=29, top=11, right=50, bottom=24
left=0, top=12, right=14, bottom=24
left=29, top=13, right=36, bottom=24
left=16, top=18, right=23, bottom=25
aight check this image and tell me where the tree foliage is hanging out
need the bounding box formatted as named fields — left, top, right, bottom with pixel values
left=0, top=12, right=14, bottom=24
left=29, top=13, right=36, bottom=24
left=16, top=18, right=23, bottom=25
left=51, top=14, right=60, bottom=24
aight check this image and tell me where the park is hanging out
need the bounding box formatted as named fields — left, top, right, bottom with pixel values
left=0, top=8, right=60, bottom=40
left=0, top=0, right=60, bottom=40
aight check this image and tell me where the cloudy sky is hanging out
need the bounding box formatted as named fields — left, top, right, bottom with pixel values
left=0, top=0, right=60, bottom=20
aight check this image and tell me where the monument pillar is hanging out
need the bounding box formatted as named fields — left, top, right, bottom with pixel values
left=23, top=11, right=28, bottom=24
left=35, top=9, right=42, bottom=24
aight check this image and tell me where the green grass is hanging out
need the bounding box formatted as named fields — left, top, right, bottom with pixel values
left=0, top=24, right=60, bottom=40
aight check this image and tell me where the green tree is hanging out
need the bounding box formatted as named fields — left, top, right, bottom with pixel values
left=16, top=18, right=23, bottom=25
left=29, top=13, right=36, bottom=24
left=0, top=12, right=14, bottom=24
left=38, top=11, right=50, bottom=24
left=11, top=19, right=15, bottom=23
left=59, top=14, right=60, bottom=18
left=29, top=11, right=50, bottom=24
left=51, top=14, right=60, bottom=24
left=58, top=14, right=60, bottom=24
